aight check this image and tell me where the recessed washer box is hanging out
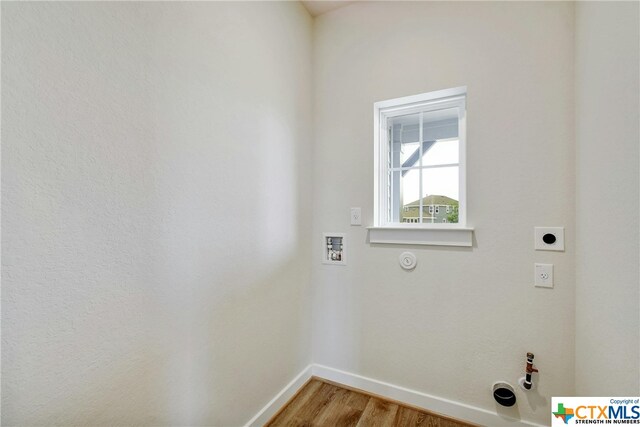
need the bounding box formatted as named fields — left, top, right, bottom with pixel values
left=534, top=227, right=564, bottom=251
left=322, top=233, right=346, bottom=265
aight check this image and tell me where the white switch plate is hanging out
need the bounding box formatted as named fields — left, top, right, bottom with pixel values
left=534, top=227, right=564, bottom=251
left=350, top=207, right=361, bottom=226
left=534, top=263, right=553, bottom=288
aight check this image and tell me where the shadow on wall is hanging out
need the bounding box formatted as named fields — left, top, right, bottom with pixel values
left=199, top=112, right=312, bottom=425
left=1, top=1, right=314, bottom=425
left=205, top=260, right=311, bottom=425
left=146, top=57, right=313, bottom=425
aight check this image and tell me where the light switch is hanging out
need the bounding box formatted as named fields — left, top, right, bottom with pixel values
left=534, top=263, right=553, bottom=288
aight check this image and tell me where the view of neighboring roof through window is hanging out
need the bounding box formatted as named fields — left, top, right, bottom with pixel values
left=374, top=87, right=466, bottom=227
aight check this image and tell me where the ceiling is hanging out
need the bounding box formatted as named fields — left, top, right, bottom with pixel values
left=300, top=1, right=357, bottom=17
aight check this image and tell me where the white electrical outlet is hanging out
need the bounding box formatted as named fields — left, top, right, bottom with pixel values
left=350, top=207, right=361, bottom=226
left=534, top=263, right=553, bottom=288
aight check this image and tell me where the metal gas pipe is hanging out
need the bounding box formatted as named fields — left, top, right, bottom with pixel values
left=523, top=352, right=539, bottom=390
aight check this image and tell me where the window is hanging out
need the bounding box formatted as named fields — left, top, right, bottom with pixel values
left=370, top=87, right=472, bottom=247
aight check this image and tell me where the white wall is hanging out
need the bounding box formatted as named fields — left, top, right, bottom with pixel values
left=1, top=2, right=313, bottom=425
left=3, top=2, right=638, bottom=426
left=312, top=2, right=576, bottom=425
left=575, top=2, right=640, bottom=395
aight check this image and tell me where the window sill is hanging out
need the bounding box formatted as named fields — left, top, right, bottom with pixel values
left=367, top=226, right=474, bottom=247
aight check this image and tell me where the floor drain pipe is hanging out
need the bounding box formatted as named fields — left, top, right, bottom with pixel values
left=492, top=382, right=517, bottom=407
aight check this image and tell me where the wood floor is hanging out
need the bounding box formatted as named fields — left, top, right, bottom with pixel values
left=266, top=378, right=476, bottom=427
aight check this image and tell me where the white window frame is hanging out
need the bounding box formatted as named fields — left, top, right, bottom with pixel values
left=369, top=87, right=473, bottom=247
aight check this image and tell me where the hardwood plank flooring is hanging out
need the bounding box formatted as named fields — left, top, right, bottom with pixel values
left=266, top=378, right=476, bottom=427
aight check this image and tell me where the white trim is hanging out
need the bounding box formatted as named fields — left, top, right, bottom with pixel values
left=458, top=95, right=467, bottom=226
left=244, top=365, right=313, bottom=427
left=368, top=226, right=473, bottom=247
left=311, top=364, right=546, bottom=427
left=373, top=101, right=383, bottom=226
left=374, top=86, right=467, bottom=110
left=246, top=363, right=546, bottom=427
left=390, top=162, right=460, bottom=171
left=418, top=111, right=424, bottom=222
left=373, top=87, right=468, bottom=231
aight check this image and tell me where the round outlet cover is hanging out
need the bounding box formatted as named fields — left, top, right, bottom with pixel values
left=399, top=252, right=417, bottom=270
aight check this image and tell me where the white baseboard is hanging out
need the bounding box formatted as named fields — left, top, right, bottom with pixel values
left=244, top=365, right=313, bottom=427
left=245, top=363, right=545, bottom=427
left=312, top=364, right=545, bottom=427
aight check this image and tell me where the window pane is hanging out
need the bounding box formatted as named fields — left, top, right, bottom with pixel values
left=422, top=139, right=459, bottom=166
left=391, top=141, right=420, bottom=167
left=390, top=168, right=421, bottom=223
left=421, top=107, right=459, bottom=166
left=422, top=107, right=459, bottom=141
left=389, top=112, right=421, bottom=168
left=376, top=88, right=466, bottom=228
left=421, top=166, right=459, bottom=224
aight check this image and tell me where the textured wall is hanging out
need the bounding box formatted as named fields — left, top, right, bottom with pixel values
left=311, top=2, right=575, bottom=425
left=3, top=2, right=637, bottom=425
left=575, top=1, right=640, bottom=395
left=1, top=2, right=313, bottom=425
